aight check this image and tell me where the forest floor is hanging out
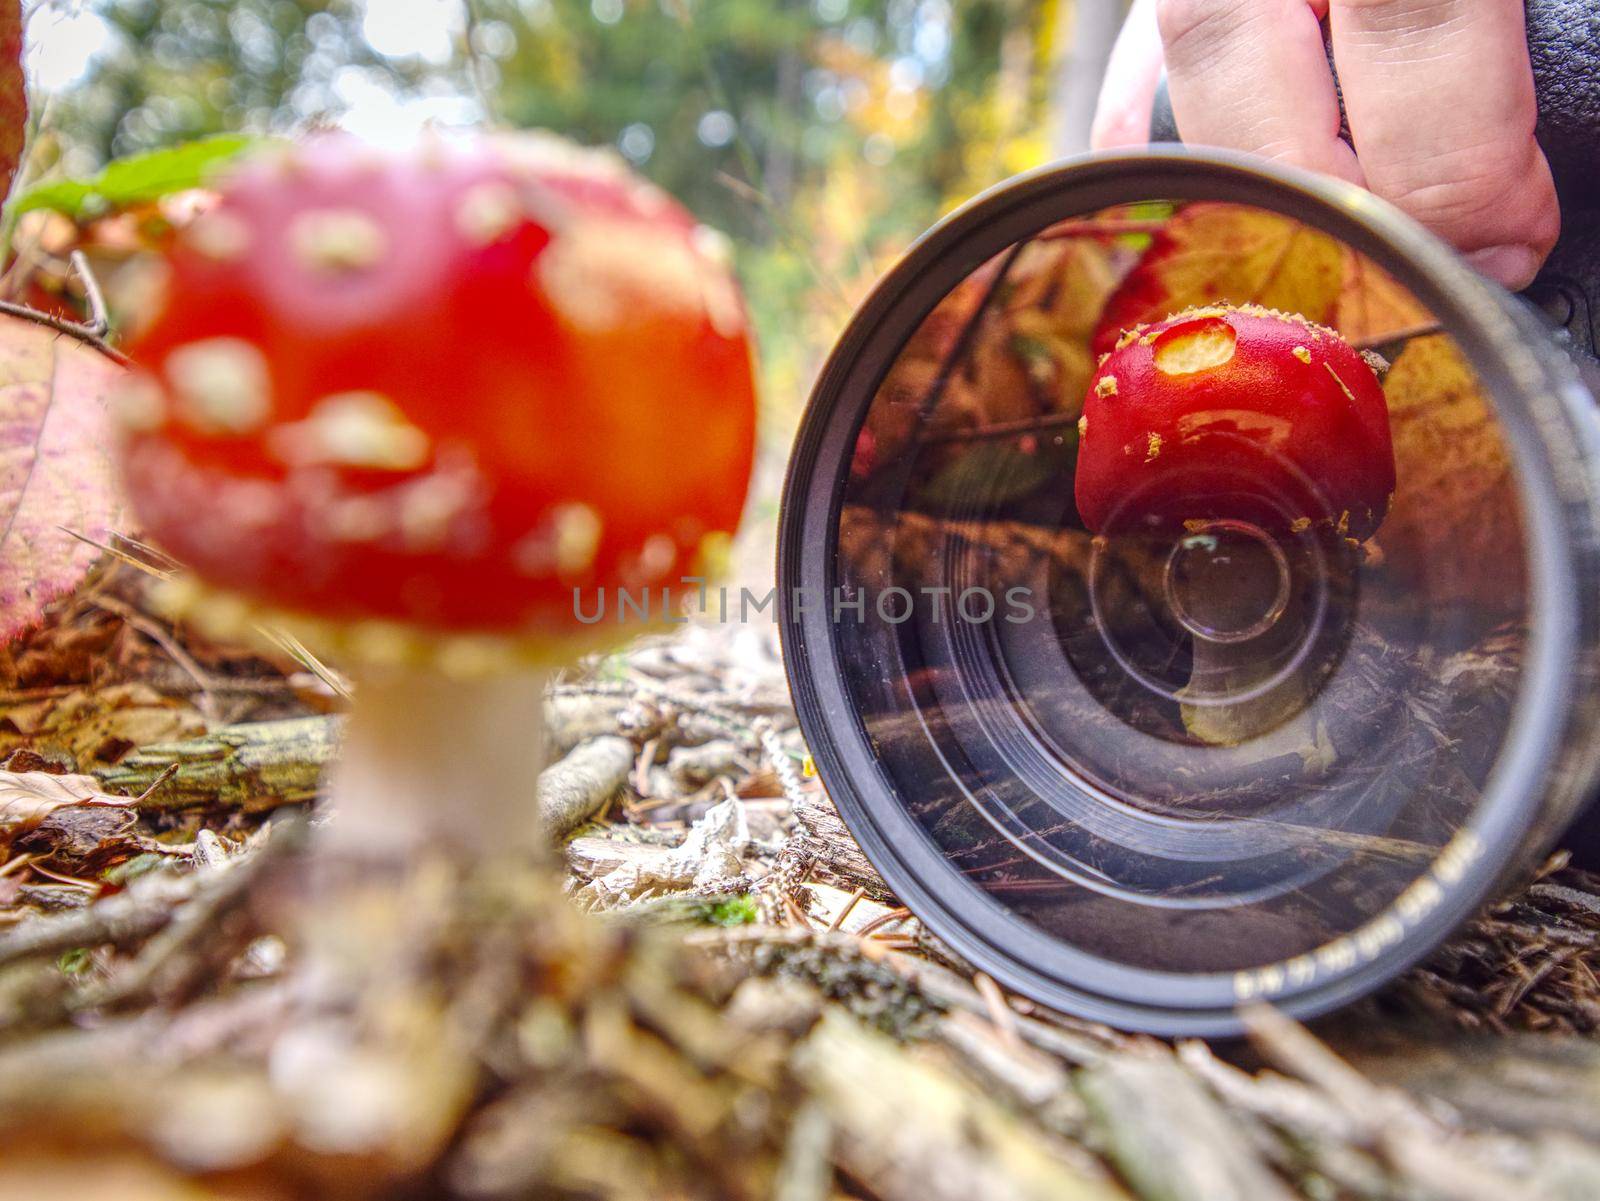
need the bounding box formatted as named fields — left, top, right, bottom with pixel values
left=0, top=558, right=1599, bottom=1200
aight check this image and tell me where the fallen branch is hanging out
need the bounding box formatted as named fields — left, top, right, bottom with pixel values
left=539, top=736, right=633, bottom=839
left=793, top=1008, right=1125, bottom=1201
left=71, top=821, right=303, bottom=1012
left=0, top=869, right=197, bottom=968
left=1079, top=1053, right=1297, bottom=1201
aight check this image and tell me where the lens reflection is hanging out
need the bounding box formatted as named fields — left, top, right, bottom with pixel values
left=834, top=201, right=1526, bottom=974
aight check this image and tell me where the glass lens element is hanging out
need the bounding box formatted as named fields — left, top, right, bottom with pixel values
left=834, top=201, right=1526, bottom=976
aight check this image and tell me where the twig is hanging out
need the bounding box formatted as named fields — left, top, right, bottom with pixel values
left=825, top=885, right=866, bottom=933
left=130, top=763, right=181, bottom=805
left=915, top=240, right=1028, bottom=426
left=25, top=863, right=100, bottom=890
left=539, top=736, right=635, bottom=840
left=854, top=907, right=912, bottom=939
left=1351, top=320, right=1443, bottom=353
left=0, top=277, right=128, bottom=364
left=93, top=594, right=222, bottom=723
left=921, top=410, right=1080, bottom=446
left=69, top=250, right=110, bottom=338
left=71, top=821, right=305, bottom=1012
left=59, top=527, right=180, bottom=578
left=0, top=870, right=198, bottom=968
left=973, top=971, right=1021, bottom=1052
left=1080, top=1051, right=1298, bottom=1201
left=1242, top=1003, right=1532, bottom=1201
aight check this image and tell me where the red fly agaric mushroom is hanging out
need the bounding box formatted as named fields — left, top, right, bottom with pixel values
left=1075, top=304, right=1394, bottom=745
left=114, top=131, right=756, bottom=853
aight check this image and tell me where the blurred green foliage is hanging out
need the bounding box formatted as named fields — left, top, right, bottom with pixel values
left=41, top=2, right=380, bottom=158
left=34, top=0, right=1061, bottom=422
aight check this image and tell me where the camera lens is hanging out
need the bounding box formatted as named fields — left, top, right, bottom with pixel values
left=780, top=153, right=1600, bottom=1033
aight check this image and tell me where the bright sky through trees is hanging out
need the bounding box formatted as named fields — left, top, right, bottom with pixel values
left=27, top=0, right=471, bottom=143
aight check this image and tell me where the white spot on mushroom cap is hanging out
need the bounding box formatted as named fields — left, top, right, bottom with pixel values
left=690, top=226, right=746, bottom=337
left=215, top=477, right=283, bottom=533
left=701, top=275, right=746, bottom=339
left=268, top=392, right=431, bottom=473
left=455, top=181, right=525, bottom=246
left=637, top=534, right=677, bottom=580
left=691, top=225, right=734, bottom=269
left=513, top=501, right=604, bottom=580
left=536, top=223, right=743, bottom=336
left=289, top=208, right=388, bottom=273
left=396, top=469, right=481, bottom=552
left=165, top=337, right=273, bottom=435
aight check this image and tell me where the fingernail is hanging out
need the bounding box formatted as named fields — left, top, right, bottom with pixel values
left=1465, top=245, right=1541, bottom=289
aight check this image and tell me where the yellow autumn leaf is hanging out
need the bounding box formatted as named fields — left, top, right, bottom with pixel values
left=1374, top=334, right=1523, bottom=611
left=1093, top=203, right=1345, bottom=352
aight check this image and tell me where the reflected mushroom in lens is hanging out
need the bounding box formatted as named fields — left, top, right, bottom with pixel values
left=1075, top=304, right=1396, bottom=745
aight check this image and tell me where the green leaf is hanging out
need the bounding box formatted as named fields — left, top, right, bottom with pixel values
left=57, top=947, right=91, bottom=975
left=13, top=134, right=266, bottom=220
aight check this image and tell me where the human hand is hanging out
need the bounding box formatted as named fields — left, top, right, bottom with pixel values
left=1089, top=0, right=1559, bottom=289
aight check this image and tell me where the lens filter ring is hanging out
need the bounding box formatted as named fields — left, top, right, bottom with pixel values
left=777, top=148, right=1600, bottom=1034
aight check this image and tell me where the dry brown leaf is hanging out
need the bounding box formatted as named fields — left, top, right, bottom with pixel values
left=0, top=768, right=132, bottom=827
left=1093, top=203, right=1345, bottom=352
left=0, top=316, right=127, bottom=647
left=0, top=2, right=22, bottom=205
left=0, top=682, right=205, bottom=767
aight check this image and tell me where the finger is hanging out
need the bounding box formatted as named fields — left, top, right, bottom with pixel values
left=1091, top=0, right=1164, bottom=150
left=1157, top=0, right=1363, bottom=184
left=1329, top=0, right=1558, bottom=288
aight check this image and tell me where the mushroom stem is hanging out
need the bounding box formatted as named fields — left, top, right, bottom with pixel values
left=1179, top=638, right=1313, bottom=747
left=324, top=667, right=553, bottom=858
left=1166, top=525, right=1307, bottom=746
left=1175, top=529, right=1357, bottom=763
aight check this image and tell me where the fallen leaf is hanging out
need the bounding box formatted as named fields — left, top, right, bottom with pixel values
left=0, top=682, right=205, bottom=767
left=16, top=801, right=138, bottom=861
left=1335, top=248, right=1434, bottom=345
left=0, top=769, right=133, bottom=828
left=1373, top=334, right=1523, bottom=611
left=0, top=316, right=127, bottom=646
left=0, top=2, right=22, bottom=205
left=1093, top=202, right=1344, bottom=353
